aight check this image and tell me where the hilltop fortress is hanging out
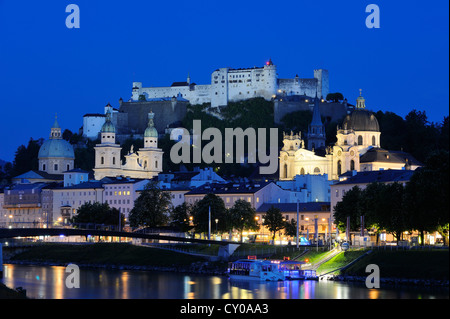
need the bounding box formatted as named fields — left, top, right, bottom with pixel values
left=83, top=60, right=331, bottom=141
left=131, top=59, right=329, bottom=108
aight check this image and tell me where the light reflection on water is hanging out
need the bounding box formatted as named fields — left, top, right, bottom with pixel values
left=1, top=264, right=448, bottom=299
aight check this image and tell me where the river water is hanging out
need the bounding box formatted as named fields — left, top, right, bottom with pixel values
left=1, top=264, right=448, bottom=299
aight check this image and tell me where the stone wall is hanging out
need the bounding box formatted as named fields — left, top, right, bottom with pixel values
left=118, top=99, right=189, bottom=135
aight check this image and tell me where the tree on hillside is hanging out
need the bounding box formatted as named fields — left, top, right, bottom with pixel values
left=262, top=205, right=285, bottom=244
left=326, top=93, right=344, bottom=102
left=229, top=199, right=259, bottom=242
left=11, top=138, right=43, bottom=177
left=128, top=181, right=172, bottom=228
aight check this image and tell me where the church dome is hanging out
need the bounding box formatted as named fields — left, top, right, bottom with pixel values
left=101, top=120, right=116, bottom=133
left=342, top=109, right=380, bottom=132
left=38, top=137, right=75, bottom=159
left=144, top=111, right=158, bottom=138
left=144, top=126, right=158, bottom=138
left=101, top=108, right=115, bottom=133
left=342, top=91, right=380, bottom=132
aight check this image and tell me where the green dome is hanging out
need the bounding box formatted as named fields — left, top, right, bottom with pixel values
left=38, top=139, right=75, bottom=159
left=144, top=126, right=158, bottom=138
left=101, top=120, right=116, bottom=133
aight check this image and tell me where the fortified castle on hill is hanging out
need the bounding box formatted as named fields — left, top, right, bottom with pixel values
left=130, top=59, right=329, bottom=108
left=83, top=60, right=331, bottom=141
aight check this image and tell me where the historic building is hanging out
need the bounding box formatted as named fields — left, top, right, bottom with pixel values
left=93, top=109, right=163, bottom=180
left=130, top=60, right=329, bottom=108
left=279, top=91, right=420, bottom=181
left=38, top=116, right=75, bottom=175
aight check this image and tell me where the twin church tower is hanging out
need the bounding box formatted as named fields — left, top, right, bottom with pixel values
left=93, top=109, right=163, bottom=180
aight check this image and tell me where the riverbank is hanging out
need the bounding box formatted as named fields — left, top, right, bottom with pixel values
left=3, top=243, right=228, bottom=276
left=317, top=249, right=449, bottom=287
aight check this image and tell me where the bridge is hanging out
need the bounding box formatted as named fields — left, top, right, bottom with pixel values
left=0, top=228, right=233, bottom=246
left=0, top=227, right=241, bottom=260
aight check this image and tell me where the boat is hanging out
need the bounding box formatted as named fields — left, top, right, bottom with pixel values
left=227, top=256, right=317, bottom=281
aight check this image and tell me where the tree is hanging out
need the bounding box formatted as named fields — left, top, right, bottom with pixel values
left=360, top=182, right=388, bottom=244
left=72, top=202, right=124, bottom=228
left=326, top=92, right=344, bottom=102
left=11, top=138, right=43, bottom=177
left=405, top=150, right=450, bottom=245
left=333, top=186, right=364, bottom=243
left=128, top=181, right=172, bottom=228
left=229, top=199, right=259, bottom=242
left=262, top=205, right=285, bottom=244
left=284, top=218, right=297, bottom=242
left=169, top=202, right=193, bottom=233
left=377, top=183, right=409, bottom=243
left=192, top=193, right=227, bottom=236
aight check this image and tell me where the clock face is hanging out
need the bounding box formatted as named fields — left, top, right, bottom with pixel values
left=284, top=155, right=288, bottom=161
left=350, top=150, right=355, bottom=156
left=337, top=150, right=342, bottom=157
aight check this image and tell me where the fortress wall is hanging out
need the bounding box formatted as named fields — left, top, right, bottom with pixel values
left=274, top=100, right=347, bottom=125
left=118, top=100, right=188, bottom=134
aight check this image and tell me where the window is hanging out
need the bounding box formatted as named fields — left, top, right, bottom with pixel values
left=337, top=160, right=342, bottom=176
left=101, top=157, right=104, bottom=165
left=350, top=160, right=355, bottom=171
left=372, top=136, right=376, bottom=146
left=314, top=167, right=320, bottom=173
left=358, top=135, right=363, bottom=145
left=54, top=164, right=58, bottom=171
left=42, top=164, right=46, bottom=171
left=113, top=157, right=116, bottom=165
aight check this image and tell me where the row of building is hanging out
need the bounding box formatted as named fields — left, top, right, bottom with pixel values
left=0, top=85, right=432, bottom=244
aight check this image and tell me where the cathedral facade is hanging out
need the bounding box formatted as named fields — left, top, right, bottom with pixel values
left=279, top=91, right=419, bottom=181
left=93, top=110, right=163, bottom=180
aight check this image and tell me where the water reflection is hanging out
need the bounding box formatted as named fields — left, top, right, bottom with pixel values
left=1, top=264, right=448, bottom=299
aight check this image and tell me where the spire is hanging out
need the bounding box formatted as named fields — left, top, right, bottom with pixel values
left=53, top=113, right=60, bottom=129
left=50, top=113, right=62, bottom=139
left=310, top=94, right=323, bottom=126
left=307, top=95, right=326, bottom=151
left=187, top=72, right=191, bottom=85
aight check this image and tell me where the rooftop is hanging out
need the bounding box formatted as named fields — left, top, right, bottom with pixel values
left=256, top=202, right=331, bottom=213
left=360, top=148, right=422, bottom=166
left=185, top=181, right=273, bottom=195
left=335, top=169, right=416, bottom=185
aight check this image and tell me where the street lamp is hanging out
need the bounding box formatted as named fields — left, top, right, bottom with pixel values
left=215, top=218, right=218, bottom=234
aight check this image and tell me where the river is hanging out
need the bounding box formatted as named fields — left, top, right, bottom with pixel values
left=1, top=264, right=448, bottom=299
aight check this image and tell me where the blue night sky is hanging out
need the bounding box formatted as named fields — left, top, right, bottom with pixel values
left=0, top=0, right=448, bottom=163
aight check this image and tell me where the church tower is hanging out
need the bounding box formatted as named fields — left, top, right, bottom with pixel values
left=94, top=108, right=122, bottom=180
left=137, top=111, right=163, bottom=176
left=307, top=95, right=326, bottom=151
